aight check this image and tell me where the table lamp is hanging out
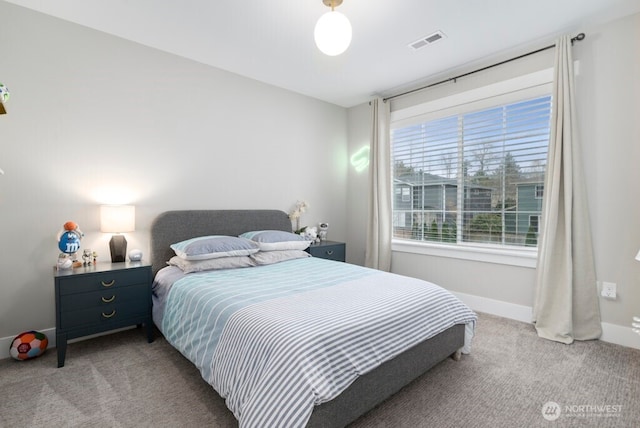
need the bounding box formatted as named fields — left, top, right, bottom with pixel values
left=101, top=205, right=135, bottom=262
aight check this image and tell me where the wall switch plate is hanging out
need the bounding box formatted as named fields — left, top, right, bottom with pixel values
left=601, top=281, right=617, bottom=299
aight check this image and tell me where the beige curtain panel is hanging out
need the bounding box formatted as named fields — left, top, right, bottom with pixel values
left=532, top=35, right=602, bottom=344
left=365, top=98, right=392, bottom=272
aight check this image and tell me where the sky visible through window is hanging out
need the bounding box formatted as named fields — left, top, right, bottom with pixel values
left=393, top=96, right=551, bottom=180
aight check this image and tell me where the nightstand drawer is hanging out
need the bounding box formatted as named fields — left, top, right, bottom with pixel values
left=58, top=269, right=149, bottom=295
left=59, top=298, right=149, bottom=330
left=59, top=284, right=148, bottom=312
left=307, top=241, right=346, bottom=262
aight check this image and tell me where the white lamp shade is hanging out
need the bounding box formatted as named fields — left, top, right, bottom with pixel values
left=636, top=249, right=640, bottom=261
left=314, top=10, right=352, bottom=56
left=100, top=205, right=135, bottom=233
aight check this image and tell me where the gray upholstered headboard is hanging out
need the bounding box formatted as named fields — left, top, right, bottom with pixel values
left=149, top=210, right=292, bottom=276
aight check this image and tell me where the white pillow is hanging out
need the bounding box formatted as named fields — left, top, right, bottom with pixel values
left=250, top=250, right=311, bottom=265
left=168, top=255, right=256, bottom=273
left=240, top=230, right=312, bottom=251
left=170, top=235, right=259, bottom=260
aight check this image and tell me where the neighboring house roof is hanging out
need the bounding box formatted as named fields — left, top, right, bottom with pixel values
left=395, top=172, right=456, bottom=186
left=514, top=181, right=544, bottom=186
left=394, top=172, right=493, bottom=190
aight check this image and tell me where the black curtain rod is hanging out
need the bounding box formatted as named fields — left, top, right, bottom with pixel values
left=383, top=33, right=586, bottom=103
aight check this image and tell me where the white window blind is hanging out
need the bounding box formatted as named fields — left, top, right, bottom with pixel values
left=391, top=94, right=551, bottom=249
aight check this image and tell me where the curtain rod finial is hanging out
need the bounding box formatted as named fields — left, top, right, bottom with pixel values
left=571, top=33, right=585, bottom=45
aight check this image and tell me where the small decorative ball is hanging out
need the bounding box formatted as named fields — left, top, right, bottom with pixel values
left=10, top=331, right=48, bottom=360
left=0, top=83, right=9, bottom=104
left=63, top=221, right=78, bottom=231
left=57, top=254, right=73, bottom=269
left=129, top=249, right=143, bottom=261
left=58, top=231, right=81, bottom=254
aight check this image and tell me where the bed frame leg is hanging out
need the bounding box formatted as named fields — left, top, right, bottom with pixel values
left=451, top=349, right=462, bottom=361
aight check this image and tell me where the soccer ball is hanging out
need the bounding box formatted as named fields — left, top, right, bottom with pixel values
left=10, top=331, right=48, bottom=360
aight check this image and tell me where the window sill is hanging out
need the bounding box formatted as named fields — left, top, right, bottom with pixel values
left=392, top=239, right=537, bottom=268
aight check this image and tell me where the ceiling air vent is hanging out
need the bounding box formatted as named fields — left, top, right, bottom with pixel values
left=408, top=30, right=446, bottom=51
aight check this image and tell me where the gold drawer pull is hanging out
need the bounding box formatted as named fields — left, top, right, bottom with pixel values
left=101, top=280, right=116, bottom=287
left=101, top=295, right=116, bottom=303
left=326, top=250, right=334, bottom=255
left=102, top=310, right=116, bottom=318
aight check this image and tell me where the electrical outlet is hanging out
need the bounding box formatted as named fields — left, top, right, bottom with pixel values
left=601, top=281, right=617, bottom=299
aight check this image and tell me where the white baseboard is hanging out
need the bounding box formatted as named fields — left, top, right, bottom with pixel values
left=452, top=291, right=533, bottom=323
left=0, top=326, right=137, bottom=360
left=452, top=291, right=640, bottom=350
left=600, top=321, right=640, bottom=350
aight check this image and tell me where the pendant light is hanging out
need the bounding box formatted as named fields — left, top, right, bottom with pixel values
left=314, top=0, right=352, bottom=56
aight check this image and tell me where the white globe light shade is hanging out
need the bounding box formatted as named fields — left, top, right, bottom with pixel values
left=314, top=10, right=352, bottom=56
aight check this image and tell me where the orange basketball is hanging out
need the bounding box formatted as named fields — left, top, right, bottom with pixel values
left=63, top=221, right=78, bottom=231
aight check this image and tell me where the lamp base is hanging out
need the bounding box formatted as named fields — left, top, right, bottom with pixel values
left=109, top=235, right=127, bottom=263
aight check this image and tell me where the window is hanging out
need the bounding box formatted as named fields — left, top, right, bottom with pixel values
left=391, top=92, right=551, bottom=252
left=402, top=187, right=410, bottom=202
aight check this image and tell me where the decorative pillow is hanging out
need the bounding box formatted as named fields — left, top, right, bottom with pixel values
left=240, top=230, right=312, bottom=251
left=168, top=255, right=256, bottom=273
left=250, top=250, right=311, bottom=265
left=170, top=235, right=259, bottom=260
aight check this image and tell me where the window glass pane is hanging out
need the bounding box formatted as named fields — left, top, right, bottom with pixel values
left=391, top=95, right=550, bottom=249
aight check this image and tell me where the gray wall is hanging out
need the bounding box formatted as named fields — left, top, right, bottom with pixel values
left=345, top=103, right=370, bottom=266
left=0, top=2, right=348, bottom=339
left=2, top=1, right=638, bottom=348
left=347, top=12, right=640, bottom=333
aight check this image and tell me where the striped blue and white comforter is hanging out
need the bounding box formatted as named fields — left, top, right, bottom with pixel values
left=158, top=257, right=477, bottom=428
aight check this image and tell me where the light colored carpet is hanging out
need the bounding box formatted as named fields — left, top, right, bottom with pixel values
left=1, top=313, right=638, bottom=427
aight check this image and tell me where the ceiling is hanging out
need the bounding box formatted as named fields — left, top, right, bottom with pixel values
left=5, top=0, right=640, bottom=107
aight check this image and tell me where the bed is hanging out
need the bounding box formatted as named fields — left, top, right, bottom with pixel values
left=150, top=210, right=477, bottom=428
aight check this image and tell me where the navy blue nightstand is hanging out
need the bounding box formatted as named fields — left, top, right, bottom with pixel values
left=306, top=241, right=346, bottom=262
left=53, top=262, right=153, bottom=367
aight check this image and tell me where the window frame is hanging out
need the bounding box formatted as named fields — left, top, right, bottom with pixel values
left=390, top=69, right=553, bottom=268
